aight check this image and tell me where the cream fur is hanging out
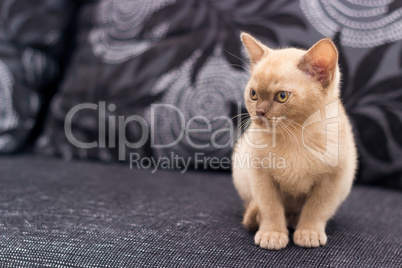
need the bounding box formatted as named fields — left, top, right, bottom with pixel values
left=232, top=33, right=357, bottom=250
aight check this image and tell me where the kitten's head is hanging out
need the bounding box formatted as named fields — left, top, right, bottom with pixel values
left=241, top=33, right=340, bottom=126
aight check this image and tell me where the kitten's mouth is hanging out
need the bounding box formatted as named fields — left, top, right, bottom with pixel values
left=252, top=115, right=271, bottom=126
left=252, top=115, right=264, bottom=121
left=252, top=115, right=284, bottom=128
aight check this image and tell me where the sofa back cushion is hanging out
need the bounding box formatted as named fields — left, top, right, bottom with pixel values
left=38, top=0, right=402, bottom=188
left=0, top=0, right=75, bottom=153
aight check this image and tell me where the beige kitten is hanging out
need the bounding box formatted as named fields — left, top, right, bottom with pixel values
left=232, top=33, right=357, bottom=250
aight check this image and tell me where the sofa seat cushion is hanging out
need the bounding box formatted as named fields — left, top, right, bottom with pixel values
left=0, top=155, right=401, bottom=267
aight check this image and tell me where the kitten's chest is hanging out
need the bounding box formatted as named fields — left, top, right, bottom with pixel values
left=262, top=148, right=325, bottom=195
left=246, top=129, right=335, bottom=195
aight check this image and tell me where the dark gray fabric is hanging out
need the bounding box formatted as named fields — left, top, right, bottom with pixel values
left=0, top=0, right=76, bottom=153
left=0, top=155, right=401, bottom=267
left=36, top=0, right=402, bottom=188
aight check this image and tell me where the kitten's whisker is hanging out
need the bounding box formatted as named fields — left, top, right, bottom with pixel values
left=283, top=118, right=309, bottom=132
left=280, top=121, right=301, bottom=149
left=235, top=116, right=250, bottom=129
left=229, top=113, right=250, bottom=121
left=278, top=122, right=291, bottom=141
left=282, top=119, right=338, bottom=152
left=235, top=122, right=249, bottom=139
left=276, top=122, right=286, bottom=141
left=230, top=64, right=250, bottom=73
left=234, top=117, right=251, bottom=138
left=227, top=114, right=250, bottom=129
left=225, top=49, right=250, bottom=69
left=280, top=123, right=295, bottom=146
left=282, top=120, right=303, bottom=135
left=282, top=124, right=296, bottom=145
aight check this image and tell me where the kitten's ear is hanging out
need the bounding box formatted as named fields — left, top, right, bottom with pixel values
left=241, top=33, right=268, bottom=65
left=298, top=38, right=338, bottom=88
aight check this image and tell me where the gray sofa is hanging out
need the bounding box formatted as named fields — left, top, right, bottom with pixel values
left=0, top=155, right=401, bottom=267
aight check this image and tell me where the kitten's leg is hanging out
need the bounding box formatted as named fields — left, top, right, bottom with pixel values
left=243, top=201, right=259, bottom=231
left=286, top=214, right=299, bottom=229
left=284, top=195, right=303, bottom=229
left=293, top=175, right=344, bottom=248
left=233, top=163, right=260, bottom=231
left=252, top=176, right=288, bottom=250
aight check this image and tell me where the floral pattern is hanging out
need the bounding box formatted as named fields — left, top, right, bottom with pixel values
left=89, top=0, right=175, bottom=63
left=333, top=32, right=402, bottom=186
left=146, top=48, right=248, bottom=161
left=90, top=0, right=305, bottom=81
left=0, top=60, right=18, bottom=151
left=301, top=0, right=402, bottom=47
left=0, top=0, right=72, bottom=153
left=41, top=0, right=302, bottom=162
left=39, top=0, right=402, bottom=188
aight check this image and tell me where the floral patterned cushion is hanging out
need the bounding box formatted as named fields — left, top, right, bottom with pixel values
left=0, top=0, right=75, bottom=153
left=38, top=0, right=402, bottom=188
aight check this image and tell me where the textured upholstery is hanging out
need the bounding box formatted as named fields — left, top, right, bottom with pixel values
left=0, top=156, right=401, bottom=267
left=35, top=0, right=402, bottom=188
left=0, top=0, right=75, bottom=153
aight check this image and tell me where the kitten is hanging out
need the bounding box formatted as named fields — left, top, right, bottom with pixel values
left=232, top=33, right=357, bottom=250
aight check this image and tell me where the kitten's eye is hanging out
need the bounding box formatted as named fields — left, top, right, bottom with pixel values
left=275, top=91, right=291, bottom=103
left=250, top=89, right=258, bottom=101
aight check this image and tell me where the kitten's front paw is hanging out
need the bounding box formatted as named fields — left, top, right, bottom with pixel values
left=254, top=230, right=289, bottom=250
left=293, top=229, right=327, bottom=248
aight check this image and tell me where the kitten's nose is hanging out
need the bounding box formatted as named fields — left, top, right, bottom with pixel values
left=256, top=110, right=266, bottom=117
